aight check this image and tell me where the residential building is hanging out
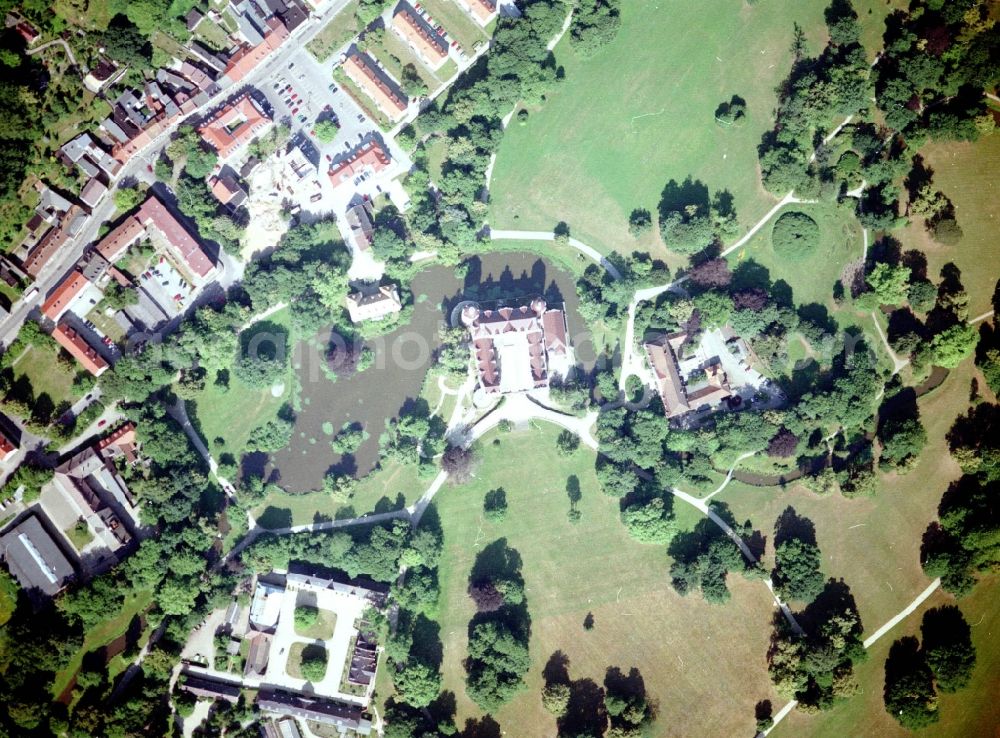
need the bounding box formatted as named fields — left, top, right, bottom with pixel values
left=210, top=172, right=248, bottom=206
left=84, top=58, right=121, bottom=94
left=79, top=179, right=108, bottom=211
left=257, top=690, right=372, bottom=735
left=0, top=514, right=76, bottom=598
left=52, top=323, right=109, bottom=376
left=244, top=631, right=272, bottom=679
left=643, top=332, right=733, bottom=418
left=461, top=298, right=571, bottom=395
left=198, top=93, right=273, bottom=159
left=223, top=20, right=290, bottom=83
left=185, top=7, right=206, bottom=30
left=249, top=578, right=285, bottom=632
left=0, top=426, right=17, bottom=464
left=391, top=7, right=448, bottom=69
left=345, top=284, right=402, bottom=323
left=345, top=201, right=374, bottom=251
left=327, top=141, right=391, bottom=189
left=342, top=53, right=408, bottom=121
left=457, top=0, right=497, bottom=26
left=41, top=270, right=92, bottom=322
left=178, top=672, right=242, bottom=703
left=94, top=196, right=218, bottom=284
left=95, top=422, right=140, bottom=465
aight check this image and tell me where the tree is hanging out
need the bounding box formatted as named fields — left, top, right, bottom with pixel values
left=393, top=660, right=441, bottom=707
left=556, top=429, right=580, bottom=456
left=400, top=64, right=427, bottom=98
left=484, top=488, right=507, bottom=522
left=921, top=606, right=976, bottom=693
left=101, top=15, right=152, bottom=67
left=441, top=445, right=476, bottom=482
left=314, top=119, right=339, bottom=144
left=714, top=95, right=747, bottom=126
left=100, top=281, right=139, bottom=311
left=113, top=186, right=142, bottom=213
left=930, top=323, right=977, bottom=368
left=542, top=681, right=570, bottom=716
left=628, top=208, right=653, bottom=238
left=884, top=637, right=939, bottom=730
left=465, top=618, right=531, bottom=711
left=771, top=211, right=819, bottom=260
left=568, top=0, right=621, bottom=56
left=620, top=495, right=677, bottom=545
left=294, top=604, right=319, bottom=631
left=866, top=263, right=911, bottom=306
left=299, top=644, right=328, bottom=681
left=772, top=538, right=824, bottom=602
left=767, top=428, right=799, bottom=458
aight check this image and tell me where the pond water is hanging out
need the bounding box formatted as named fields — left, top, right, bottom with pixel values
left=269, top=252, right=596, bottom=492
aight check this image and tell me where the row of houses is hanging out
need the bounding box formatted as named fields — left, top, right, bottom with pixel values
left=0, top=422, right=143, bottom=600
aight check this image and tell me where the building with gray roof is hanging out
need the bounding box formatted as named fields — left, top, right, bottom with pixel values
left=0, top=514, right=76, bottom=597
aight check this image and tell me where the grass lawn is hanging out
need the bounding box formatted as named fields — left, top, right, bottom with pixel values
left=373, top=31, right=441, bottom=90
left=774, top=575, right=1000, bottom=738
left=286, top=641, right=329, bottom=681
left=64, top=519, right=94, bottom=550
left=294, top=604, right=337, bottom=640
left=253, top=456, right=427, bottom=527
left=188, top=308, right=294, bottom=457
left=717, top=359, right=976, bottom=636
left=0, top=571, right=17, bottom=626
left=84, top=306, right=127, bottom=343
left=194, top=19, right=233, bottom=52
left=307, top=0, right=361, bottom=61
left=52, top=589, right=153, bottom=699
left=434, top=423, right=781, bottom=737
left=894, top=131, right=1000, bottom=318
left=726, top=199, right=863, bottom=310
left=418, top=0, right=488, bottom=54
left=13, top=344, right=79, bottom=406
left=488, top=0, right=895, bottom=259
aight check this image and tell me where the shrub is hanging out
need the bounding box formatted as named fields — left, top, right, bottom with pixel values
left=299, top=644, right=328, bottom=682
left=771, top=211, right=819, bottom=260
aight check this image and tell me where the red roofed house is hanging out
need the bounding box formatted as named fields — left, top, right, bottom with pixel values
left=461, top=298, right=571, bottom=395
left=199, top=93, right=272, bottom=160
left=391, top=8, right=448, bottom=70
left=224, top=21, right=290, bottom=83
left=343, top=53, right=408, bottom=122
left=0, top=426, right=18, bottom=464
left=457, top=0, right=497, bottom=26
left=643, top=332, right=732, bottom=418
left=328, top=141, right=391, bottom=190
left=93, top=196, right=218, bottom=285
left=96, top=422, right=139, bottom=464
left=53, top=323, right=109, bottom=376
left=41, top=270, right=91, bottom=322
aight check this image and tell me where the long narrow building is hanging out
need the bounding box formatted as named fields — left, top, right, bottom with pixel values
left=342, top=52, right=408, bottom=121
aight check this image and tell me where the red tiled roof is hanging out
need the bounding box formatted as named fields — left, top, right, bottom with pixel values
left=137, top=197, right=216, bottom=279
left=644, top=333, right=689, bottom=418
left=41, top=270, right=90, bottom=322
left=53, top=323, right=108, bottom=376
left=96, top=421, right=138, bottom=463
left=542, top=309, right=567, bottom=355
left=96, top=215, right=146, bottom=263
left=460, top=0, right=496, bottom=24
left=22, top=225, right=70, bottom=277
left=223, top=24, right=290, bottom=83
left=0, top=427, right=17, bottom=461
left=198, top=93, right=272, bottom=159
left=210, top=176, right=241, bottom=204
left=328, top=141, right=391, bottom=188
left=343, top=54, right=407, bottom=120
left=392, top=9, right=448, bottom=64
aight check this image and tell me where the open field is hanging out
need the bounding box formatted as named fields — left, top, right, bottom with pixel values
left=434, top=423, right=781, bottom=737
left=775, top=574, right=1000, bottom=738
left=895, top=131, right=1000, bottom=318
left=489, top=0, right=830, bottom=257
left=726, top=200, right=863, bottom=311
left=12, top=344, right=79, bottom=407
left=52, top=590, right=152, bottom=699
left=307, top=1, right=361, bottom=61
left=188, top=308, right=293, bottom=457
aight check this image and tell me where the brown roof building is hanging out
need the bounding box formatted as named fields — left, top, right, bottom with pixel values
left=346, top=284, right=402, bottom=323
left=328, top=141, right=391, bottom=189
left=391, top=8, right=448, bottom=69
left=343, top=53, right=408, bottom=121
left=224, top=21, right=290, bottom=83
left=0, top=426, right=18, bottom=464
left=345, top=201, right=375, bottom=251
left=198, top=93, right=272, bottom=159
left=53, top=323, right=109, bottom=376
left=643, top=332, right=732, bottom=418
left=457, top=0, right=496, bottom=26
left=41, top=270, right=91, bottom=322
left=461, top=298, right=570, bottom=395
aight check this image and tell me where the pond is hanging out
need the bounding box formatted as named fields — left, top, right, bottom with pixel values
left=268, top=252, right=597, bottom=492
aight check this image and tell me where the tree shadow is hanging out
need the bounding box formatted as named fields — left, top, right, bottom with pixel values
left=543, top=650, right=571, bottom=685
left=658, top=176, right=710, bottom=219
left=459, top=715, right=502, bottom=738
left=559, top=677, right=607, bottom=738
left=255, top=506, right=292, bottom=530
left=773, top=506, right=817, bottom=547
left=469, top=538, right=523, bottom=585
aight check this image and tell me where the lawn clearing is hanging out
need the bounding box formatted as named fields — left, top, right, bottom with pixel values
left=726, top=200, right=863, bottom=310
left=774, top=574, right=1000, bottom=738
left=307, top=0, right=361, bottom=61
left=286, top=641, right=329, bottom=681
left=13, top=344, right=79, bottom=407
left=488, top=0, right=835, bottom=257
left=417, top=0, right=488, bottom=54
left=894, top=131, right=1000, bottom=318
left=63, top=519, right=94, bottom=550
left=434, top=423, right=781, bottom=736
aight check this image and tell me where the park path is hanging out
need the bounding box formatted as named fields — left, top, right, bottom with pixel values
left=971, top=309, right=995, bottom=324
left=763, top=577, right=943, bottom=736
left=26, top=38, right=80, bottom=68
left=870, top=310, right=910, bottom=375
left=489, top=228, right=624, bottom=280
